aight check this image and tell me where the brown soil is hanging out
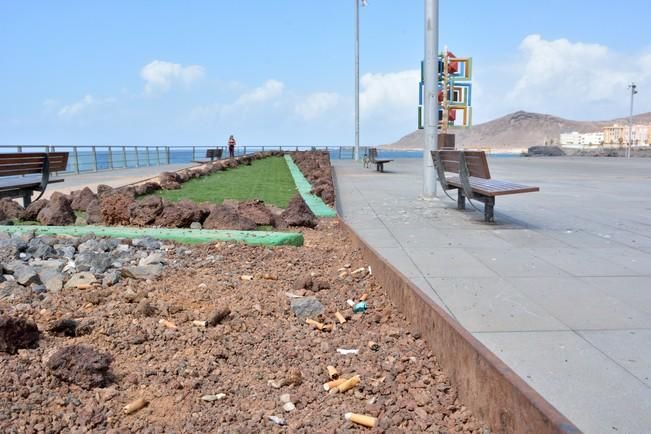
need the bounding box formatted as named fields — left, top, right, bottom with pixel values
left=0, top=221, right=484, bottom=433
left=292, top=151, right=336, bottom=206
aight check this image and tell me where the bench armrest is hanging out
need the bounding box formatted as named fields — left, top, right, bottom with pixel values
left=458, top=152, right=475, bottom=199
left=430, top=151, right=449, bottom=190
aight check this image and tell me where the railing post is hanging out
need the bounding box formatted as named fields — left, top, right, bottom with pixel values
left=243, top=146, right=246, bottom=155
left=145, top=146, right=151, bottom=166
left=135, top=146, right=140, bottom=167
left=167, top=146, right=170, bottom=164
left=91, top=146, right=97, bottom=172
left=73, top=146, right=80, bottom=174
left=339, top=146, right=342, bottom=159
left=121, top=146, right=127, bottom=168
left=108, top=146, right=114, bottom=169
left=156, top=146, right=161, bottom=165
left=17, top=146, right=23, bottom=153
left=192, top=146, right=196, bottom=161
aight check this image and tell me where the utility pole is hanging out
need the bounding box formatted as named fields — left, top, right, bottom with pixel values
left=423, top=0, right=439, bottom=197
left=354, top=0, right=361, bottom=161
left=627, top=83, right=637, bottom=159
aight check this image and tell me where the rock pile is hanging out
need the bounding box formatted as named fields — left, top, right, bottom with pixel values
left=0, top=222, right=484, bottom=432
left=291, top=151, right=336, bottom=206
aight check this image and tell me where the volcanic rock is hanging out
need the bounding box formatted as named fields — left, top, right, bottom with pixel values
left=129, top=196, right=164, bottom=226
left=238, top=200, right=273, bottom=225
left=100, top=191, right=135, bottom=225
left=37, top=193, right=75, bottom=226
left=0, top=316, right=40, bottom=354
left=70, top=187, right=97, bottom=211
left=46, top=345, right=113, bottom=389
left=203, top=205, right=256, bottom=231
left=280, top=195, right=317, bottom=228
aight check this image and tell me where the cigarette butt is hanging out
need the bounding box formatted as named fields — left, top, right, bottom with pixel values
left=123, top=397, right=148, bottom=415
left=367, top=341, right=379, bottom=351
left=346, top=299, right=355, bottom=307
left=335, top=311, right=347, bottom=324
left=240, top=275, right=253, bottom=281
left=345, top=412, right=377, bottom=428
left=159, top=319, right=177, bottom=329
left=337, top=375, right=361, bottom=393
left=77, top=284, right=93, bottom=290
left=306, top=318, right=324, bottom=330
left=359, top=293, right=368, bottom=301
left=323, top=377, right=347, bottom=391
left=327, top=365, right=339, bottom=380
left=192, top=320, right=207, bottom=327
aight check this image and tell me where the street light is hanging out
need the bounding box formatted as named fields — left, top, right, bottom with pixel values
left=627, top=82, right=638, bottom=159
left=354, top=0, right=367, bottom=161
left=423, top=0, right=439, bottom=197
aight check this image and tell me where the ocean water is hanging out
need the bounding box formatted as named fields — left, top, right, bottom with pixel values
left=4, top=146, right=520, bottom=174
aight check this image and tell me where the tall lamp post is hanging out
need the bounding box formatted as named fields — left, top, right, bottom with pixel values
left=627, top=82, right=638, bottom=159
left=354, top=0, right=367, bottom=161
left=423, top=0, right=439, bottom=197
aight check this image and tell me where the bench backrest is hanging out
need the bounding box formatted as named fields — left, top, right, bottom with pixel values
left=0, top=153, right=68, bottom=177
left=368, top=147, right=378, bottom=162
left=432, top=150, right=491, bottom=179
left=206, top=149, right=223, bottom=159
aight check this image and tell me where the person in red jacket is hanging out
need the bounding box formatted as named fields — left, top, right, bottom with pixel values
left=228, top=135, right=236, bottom=158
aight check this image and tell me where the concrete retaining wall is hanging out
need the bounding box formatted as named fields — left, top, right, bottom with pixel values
left=341, top=220, right=580, bottom=433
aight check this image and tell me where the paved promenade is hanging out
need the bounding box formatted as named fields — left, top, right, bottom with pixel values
left=334, top=157, right=651, bottom=434
left=46, top=163, right=195, bottom=198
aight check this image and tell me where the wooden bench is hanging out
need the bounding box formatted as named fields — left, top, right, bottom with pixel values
left=206, top=148, right=223, bottom=161
left=368, top=148, right=393, bottom=172
left=431, top=150, right=539, bottom=222
left=0, top=152, right=69, bottom=207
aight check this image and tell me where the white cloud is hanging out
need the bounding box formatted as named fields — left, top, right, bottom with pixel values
left=234, top=79, right=284, bottom=105
left=360, top=70, right=419, bottom=118
left=498, top=34, right=651, bottom=120
left=141, top=60, right=205, bottom=94
left=295, top=92, right=340, bottom=120
left=56, top=94, right=116, bottom=119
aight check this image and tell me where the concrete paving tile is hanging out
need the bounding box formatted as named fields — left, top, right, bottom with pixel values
left=404, top=247, right=499, bottom=278
left=406, top=276, right=452, bottom=315
left=492, top=229, right=571, bottom=248
left=581, top=276, right=651, bottom=316
left=587, top=247, right=651, bottom=275
left=545, top=229, right=622, bottom=249
left=426, top=277, right=567, bottom=332
left=579, top=329, right=651, bottom=387
left=374, top=247, right=423, bottom=278
left=352, top=228, right=401, bottom=248
left=475, top=331, right=651, bottom=434
left=467, top=248, right=570, bottom=277
left=439, top=230, right=514, bottom=249
left=527, top=247, right=643, bottom=277
left=510, top=277, right=651, bottom=330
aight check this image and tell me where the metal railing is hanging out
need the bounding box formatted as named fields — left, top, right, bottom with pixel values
left=0, top=145, right=370, bottom=175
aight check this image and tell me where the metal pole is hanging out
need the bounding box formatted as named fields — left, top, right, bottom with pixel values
left=423, top=0, right=439, bottom=197
left=627, top=83, right=637, bottom=159
left=354, top=0, right=360, bottom=161
left=91, top=146, right=97, bottom=172
left=108, top=146, right=113, bottom=169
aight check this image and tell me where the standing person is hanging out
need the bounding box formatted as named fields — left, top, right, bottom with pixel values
left=228, top=135, right=236, bottom=158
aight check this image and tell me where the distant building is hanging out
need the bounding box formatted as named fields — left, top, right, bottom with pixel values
left=560, top=131, right=604, bottom=147
left=603, top=124, right=650, bottom=146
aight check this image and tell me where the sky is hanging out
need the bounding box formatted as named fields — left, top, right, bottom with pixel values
left=1, top=0, right=650, bottom=147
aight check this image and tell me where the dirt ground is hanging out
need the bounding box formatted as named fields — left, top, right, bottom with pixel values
left=0, top=220, right=485, bottom=433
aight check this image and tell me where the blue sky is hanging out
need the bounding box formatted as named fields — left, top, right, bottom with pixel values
left=1, top=0, right=650, bottom=146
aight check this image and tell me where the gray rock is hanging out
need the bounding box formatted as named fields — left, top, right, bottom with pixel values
left=98, top=238, right=120, bottom=252
left=132, top=237, right=161, bottom=250
left=39, top=269, right=64, bottom=292
left=26, top=238, right=56, bottom=259
left=190, top=222, right=202, bottom=230
left=59, top=245, right=76, bottom=259
left=32, top=284, right=47, bottom=294
left=31, top=258, right=65, bottom=272
left=12, top=263, right=40, bottom=286
left=102, top=270, right=121, bottom=287
left=290, top=297, right=325, bottom=318
left=122, top=264, right=163, bottom=280
left=77, top=239, right=101, bottom=254
left=0, top=281, right=30, bottom=301
left=65, top=272, right=97, bottom=289
left=138, top=253, right=164, bottom=267
left=89, top=253, right=113, bottom=274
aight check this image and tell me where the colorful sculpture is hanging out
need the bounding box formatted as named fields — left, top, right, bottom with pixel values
left=418, top=49, right=472, bottom=131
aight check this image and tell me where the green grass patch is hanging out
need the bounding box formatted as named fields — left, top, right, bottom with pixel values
left=154, top=157, right=297, bottom=208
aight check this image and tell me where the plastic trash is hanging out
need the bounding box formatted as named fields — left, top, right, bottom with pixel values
left=352, top=301, right=367, bottom=313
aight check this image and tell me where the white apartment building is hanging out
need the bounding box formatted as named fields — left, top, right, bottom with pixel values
left=560, top=131, right=604, bottom=147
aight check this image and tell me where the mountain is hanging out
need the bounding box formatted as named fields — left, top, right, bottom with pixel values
left=385, top=111, right=651, bottom=150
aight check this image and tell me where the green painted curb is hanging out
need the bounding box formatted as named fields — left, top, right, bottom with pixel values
left=0, top=225, right=303, bottom=246
left=284, top=155, right=337, bottom=217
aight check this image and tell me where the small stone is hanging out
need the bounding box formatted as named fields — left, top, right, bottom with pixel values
left=65, top=272, right=97, bottom=289
left=268, top=416, right=286, bottom=426
left=282, top=402, right=295, bottom=412
left=207, top=308, right=231, bottom=326
left=102, top=270, right=121, bottom=287
left=12, top=263, right=40, bottom=286
left=290, top=297, right=325, bottom=318
left=190, top=222, right=202, bottom=230
left=48, top=319, right=78, bottom=337
left=279, top=393, right=291, bottom=404
left=138, top=253, right=164, bottom=267
left=122, top=264, right=163, bottom=280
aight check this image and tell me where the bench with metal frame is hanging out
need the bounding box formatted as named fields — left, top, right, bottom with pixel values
left=0, top=152, right=69, bottom=207
left=368, top=147, right=393, bottom=172
left=431, top=150, right=539, bottom=222
left=206, top=148, right=223, bottom=161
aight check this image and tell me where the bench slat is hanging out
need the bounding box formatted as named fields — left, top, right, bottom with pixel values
left=447, top=176, right=539, bottom=196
